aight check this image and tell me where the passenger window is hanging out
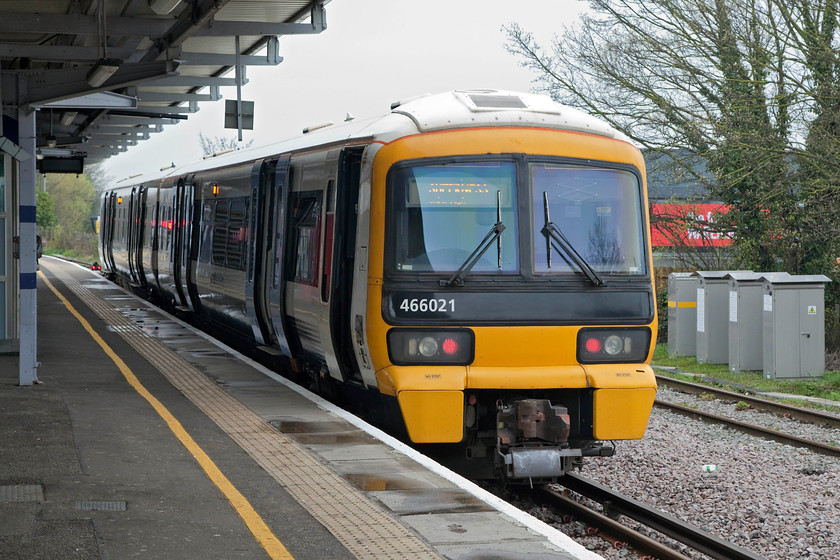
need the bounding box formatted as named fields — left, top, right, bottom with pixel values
left=288, top=191, right=322, bottom=286
left=211, top=197, right=248, bottom=271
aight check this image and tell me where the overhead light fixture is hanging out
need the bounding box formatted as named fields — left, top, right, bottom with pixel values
left=86, top=58, right=122, bottom=88
left=60, top=111, right=78, bottom=127
left=148, top=0, right=182, bottom=15
left=46, top=135, right=57, bottom=148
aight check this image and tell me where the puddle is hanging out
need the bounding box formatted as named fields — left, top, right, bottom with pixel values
left=290, top=432, right=375, bottom=445
left=344, top=474, right=427, bottom=491
left=269, top=420, right=350, bottom=433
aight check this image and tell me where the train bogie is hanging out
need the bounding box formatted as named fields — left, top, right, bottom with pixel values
left=99, top=90, right=658, bottom=481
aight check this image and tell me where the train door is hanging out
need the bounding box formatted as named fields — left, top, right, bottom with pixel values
left=245, top=159, right=275, bottom=346
left=127, top=186, right=146, bottom=287
left=156, top=181, right=178, bottom=308
left=143, top=186, right=159, bottom=293
left=184, top=178, right=202, bottom=313
left=284, top=155, right=328, bottom=369
left=171, top=178, right=189, bottom=309
left=328, top=148, right=364, bottom=383
left=100, top=192, right=116, bottom=273
left=266, top=157, right=293, bottom=357
left=174, top=176, right=194, bottom=310
left=284, top=149, right=364, bottom=385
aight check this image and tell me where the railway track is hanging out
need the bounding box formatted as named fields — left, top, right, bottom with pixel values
left=542, top=473, right=765, bottom=560
left=654, top=374, right=840, bottom=428
left=654, top=375, right=840, bottom=458
left=527, top=376, right=838, bottom=558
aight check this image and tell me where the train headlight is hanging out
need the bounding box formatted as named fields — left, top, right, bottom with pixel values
left=388, top=329, right=474, bottom=365
left=604, top=335, right=624, bottom=355
left=577, top=327, right=651, bottom=364
left=418, top=336, right=439, bottom=357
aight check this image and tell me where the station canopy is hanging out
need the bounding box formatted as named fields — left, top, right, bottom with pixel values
left=0, top=0, right=328, bottom=166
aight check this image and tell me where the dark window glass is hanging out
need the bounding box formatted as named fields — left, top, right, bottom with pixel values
left=389, top=162, right=517, bottom=274
left=531, top=164, right=645, bottom=275
left=288, top=192, right=322, bottom=285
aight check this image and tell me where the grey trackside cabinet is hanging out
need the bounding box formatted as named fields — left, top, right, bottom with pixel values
left=763, top=274, right=831, bottom=379
left=696, top=271, right=753, bottom=364
left=726, top=272, right=781, bottom=372
left=667, top=273, right=697, bottom=357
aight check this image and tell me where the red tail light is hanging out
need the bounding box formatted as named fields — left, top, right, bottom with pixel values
left=584, top=337, right=602, bottom=353
left=442, top=338, right=459, bottom=355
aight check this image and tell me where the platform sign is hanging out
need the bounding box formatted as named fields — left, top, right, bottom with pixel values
left=224, top=100, right=254, bottom=130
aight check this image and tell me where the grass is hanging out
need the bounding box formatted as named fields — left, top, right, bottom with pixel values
left=651, top=343, right=840, bottom=406
left=44, top=248, right=98, bottom=264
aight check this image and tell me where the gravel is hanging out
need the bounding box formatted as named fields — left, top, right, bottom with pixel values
left=541, top=386, right=840, bottom=559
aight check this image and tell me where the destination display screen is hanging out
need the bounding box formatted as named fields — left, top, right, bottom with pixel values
left=406, top=165, right=513, bottom=208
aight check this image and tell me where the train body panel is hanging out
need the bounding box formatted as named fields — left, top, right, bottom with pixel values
left=192, top=163, right=252, bottom=335
left=99, top=90, right=658, bottom=480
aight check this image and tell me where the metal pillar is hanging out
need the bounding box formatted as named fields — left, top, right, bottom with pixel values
left=18, top=106, right=38, bottom=385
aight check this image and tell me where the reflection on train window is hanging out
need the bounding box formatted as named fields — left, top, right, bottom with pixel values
left=159, top=204, right=172, bottom=254
left=211, top=197, right=248, bottom=271
left=390, top=161, right=518, bottom=274
left=530, top=164, right=645, bottom=275
left=288, top=191, right=322, bottom=285
left=144, top=203, right=153, bottom=250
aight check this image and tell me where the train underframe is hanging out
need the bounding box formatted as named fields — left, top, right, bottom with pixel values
left=410, top=388, right=618, bottom=482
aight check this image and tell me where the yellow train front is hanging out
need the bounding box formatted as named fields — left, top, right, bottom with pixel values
left=362, top=91, right=657, bottom=480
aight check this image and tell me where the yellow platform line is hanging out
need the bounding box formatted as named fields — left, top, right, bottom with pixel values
left=40, top=271, right=293, bottom=560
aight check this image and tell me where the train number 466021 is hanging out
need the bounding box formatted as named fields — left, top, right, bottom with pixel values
left=398, top=298, right=455, bottom=313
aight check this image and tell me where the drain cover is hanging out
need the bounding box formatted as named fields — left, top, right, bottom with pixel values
left=76, top=501, right=127, bottom=511
left=0, top=485, right=44, bottom=503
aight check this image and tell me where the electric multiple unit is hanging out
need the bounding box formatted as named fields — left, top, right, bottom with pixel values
left=99, top=90, right=658, bottom=480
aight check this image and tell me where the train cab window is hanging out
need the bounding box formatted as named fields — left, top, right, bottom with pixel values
left=530, top=164, right=646, bottom=276
left=288, top=191, right=322, bottom=286
left=388, top=161, right=518, bottom=275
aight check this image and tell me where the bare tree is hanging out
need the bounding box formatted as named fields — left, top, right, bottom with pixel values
left=198, top=132, right=253, bottom=156
left=504, top=0, right=840, bottom=274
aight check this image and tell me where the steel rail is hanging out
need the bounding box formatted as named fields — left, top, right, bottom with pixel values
left=556, top=473, right=766, bottom=560
left=655, top=374, right=840, bottom=429
left=535, top=487, right=693, bottom=560
left=654, top=400, right=840, bottom=457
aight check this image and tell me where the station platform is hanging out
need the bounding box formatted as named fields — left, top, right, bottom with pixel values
left=0, top=257, right=600, bottom=560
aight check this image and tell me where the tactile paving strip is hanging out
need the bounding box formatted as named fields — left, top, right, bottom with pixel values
left=44, top=262, right=442, bottom=560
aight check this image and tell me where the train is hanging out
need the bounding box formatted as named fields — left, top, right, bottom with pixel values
left=98, top=90, right=658, bottom=481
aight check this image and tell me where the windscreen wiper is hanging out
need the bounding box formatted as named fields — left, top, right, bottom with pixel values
left=541, top=192, right=604, bottom=286
left=442, top=190, right=506, bottom=287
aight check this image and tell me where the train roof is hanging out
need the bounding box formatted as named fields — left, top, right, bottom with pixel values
left=115, top=90, right=631, bottom=187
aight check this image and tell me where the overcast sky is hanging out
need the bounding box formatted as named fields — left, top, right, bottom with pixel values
left=100, top=0, right=586, bottom=180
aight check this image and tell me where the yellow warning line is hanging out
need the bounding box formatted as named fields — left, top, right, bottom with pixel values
left=39, top=271, right=293, bottom=560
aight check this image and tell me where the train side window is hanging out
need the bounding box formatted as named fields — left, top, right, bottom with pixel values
left=227, top=198, right=247, bottom=271
left=288, top=191, right=322, bottom=286
left=212, top=200, right=230, bottom=266
left=210, top=197, right=248, bottom=271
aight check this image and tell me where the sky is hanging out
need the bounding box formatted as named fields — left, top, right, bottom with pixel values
left=100, top=0, right=587, bottom=181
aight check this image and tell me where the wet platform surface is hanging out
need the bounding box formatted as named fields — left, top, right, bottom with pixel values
left=0, top=257, right=600, bottom=559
